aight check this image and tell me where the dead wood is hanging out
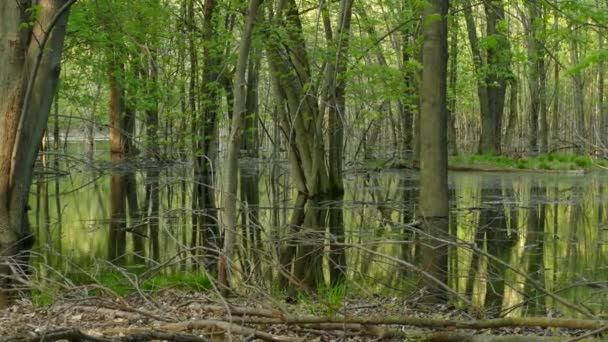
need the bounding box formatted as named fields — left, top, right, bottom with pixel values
left=0, top=328, right=216, bottom=342
left=161, top=319, right=303, bottom=342
left=224, top=315, right=608, bottom=330
left=194, top=304, right=282, bottom=318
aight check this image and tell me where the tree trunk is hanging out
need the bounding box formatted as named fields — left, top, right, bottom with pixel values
left=326, top=0, right=352, bottom=286
left=463, top=0, right=510, bottom=154
left=108, top=154, right=127, bottom=265
left=525, top=1, right=547, bottom=154
left=418, top=0, right=449, bottom=302
left=447, top=6, right=459, bottom=156
left=265, top=0, right=332, bottom=290
left=569, top=24, right=585, bottom=154
left=219, top=0, right=261, bottom=292
left=597, top=0, right=605, bottom=152
left=0, top=0, right=71, bottom=306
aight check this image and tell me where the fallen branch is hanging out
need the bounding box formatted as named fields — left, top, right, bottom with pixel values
left=190, top=304, right=283, bottom=318
left=1, top=328, right=216, bottom=342
left=70, top=304, right=173, bottom=322
left=223, top=315, right=608, bottom=330
left=162, top=319, right=303, bottom=342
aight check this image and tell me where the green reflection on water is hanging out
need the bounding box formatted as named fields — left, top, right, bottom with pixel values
left=28, top=143, right=608, bottom=317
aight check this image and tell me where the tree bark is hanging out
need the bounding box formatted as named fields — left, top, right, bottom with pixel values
left=463, top=0, right=511, bottom=154
left=418, top=0, right=449, bottom=302
left=219, top=0, right=261, bottom=292
left=0, top=0, right=72, bottom=306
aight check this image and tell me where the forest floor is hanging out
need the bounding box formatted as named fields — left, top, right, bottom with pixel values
left=0, top=290, right=604, bottom=341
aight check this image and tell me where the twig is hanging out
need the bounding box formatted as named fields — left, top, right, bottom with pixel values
left=567, top=324, right=608, bottom=342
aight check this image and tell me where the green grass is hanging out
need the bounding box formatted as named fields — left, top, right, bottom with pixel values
left=31, top=266, right=211, bottom=305
left=449, top=153, right=605, bottom=171
left=296, top=284, right=347, bottom=315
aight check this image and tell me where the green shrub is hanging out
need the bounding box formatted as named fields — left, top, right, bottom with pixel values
left=516, top=161, right=528, bottom=169
left=574, top=157, right=591, bottom=168
left=538, top=162, right=551, bottom=170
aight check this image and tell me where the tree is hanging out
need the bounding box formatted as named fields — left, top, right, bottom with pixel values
left=220, top=0, right=261, bottom=292
left=524, top=0, right=547, bottom=153
left=462, top=0, right=511, bottom=154
left=418, top=0, right=449, bottom=302
left=0, top=0, right=73, bottom=306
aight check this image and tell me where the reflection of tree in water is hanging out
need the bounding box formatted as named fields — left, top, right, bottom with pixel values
left=108, top=154, right=127, bottom=265
left=107, top=154, right=143, bottom=265
left=524, top=182, right=546, bottom=315
left=467, top=186, right=516, bottom=317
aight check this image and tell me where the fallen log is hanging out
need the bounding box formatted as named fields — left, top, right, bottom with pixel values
left=222, top=315, right=608, bottom=330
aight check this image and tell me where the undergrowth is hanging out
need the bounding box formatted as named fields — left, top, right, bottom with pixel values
left=32, top=265, right=211, bottom=306
left=450, top=153, right=608, bottom=171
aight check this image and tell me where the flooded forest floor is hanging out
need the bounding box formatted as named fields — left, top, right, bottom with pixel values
left=0, top=290, right=605, bottom=341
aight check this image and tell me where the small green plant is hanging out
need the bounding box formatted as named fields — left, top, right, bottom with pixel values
left=574, top=156, right=592, bottom=168
left=516, top=160, right=528, bottom=169
left=32, top=286, right=60, bottom=306
left=142, top=272, right=211, bottom=291
left=321, top=284, right=346, bottom=312
left=538, top=162, right=551, bottom=170
left=64, top=267, right=211, bottom=297
left=556, top=154, right=568, bottom=163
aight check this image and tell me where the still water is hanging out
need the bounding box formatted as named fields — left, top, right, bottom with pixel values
left=29, top=142, right=608, bottom=318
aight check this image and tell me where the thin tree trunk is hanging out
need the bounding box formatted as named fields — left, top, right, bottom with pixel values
left=569, top=24, right=585, bottom=154
left=447, top=6, right=459, bottom=156
left=219, top=0, right=261, bottom=292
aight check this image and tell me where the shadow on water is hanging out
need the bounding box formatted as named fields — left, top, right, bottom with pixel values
left=29, top=142, right=608, bottom=317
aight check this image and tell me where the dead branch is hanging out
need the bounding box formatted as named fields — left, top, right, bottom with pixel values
left=192, top=304, right=283, bottom=318
left=161, top=319, right=304, bottom=342
left=223, top=315, right=608, bottom=331
left=0, top=328, right=216, bottom=342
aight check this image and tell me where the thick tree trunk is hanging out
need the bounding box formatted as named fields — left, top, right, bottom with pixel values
left=0, top=0, right=71, bottom=306
left=418, top=0, right=449, bottom=302
left=265, top=0, right=330, bottom=290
